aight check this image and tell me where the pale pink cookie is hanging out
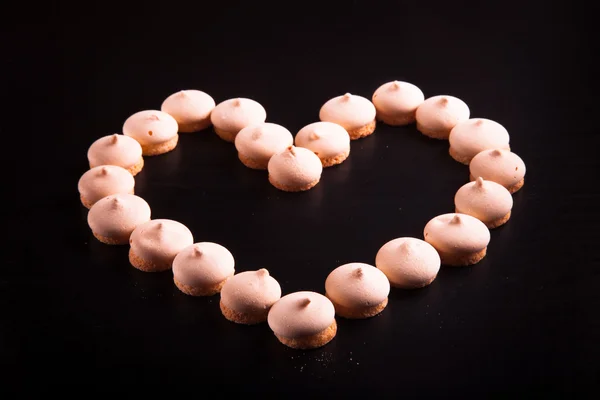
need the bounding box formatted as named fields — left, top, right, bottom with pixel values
left=87, top=134, right=144, bottom=176
left=469, top=149, right=526, bottom=193
left=129, top=219, right=194, bottom=272
left=267, top=291, right=337, bottom=350
left=210, top=98, right=267, bottom=143
left=234, top=122, right=293, bottom=169
left=455, top=177, right=513, bottom=228
left=294, top=121, right=350, bottom=167
left=325, top=263, right=390, bottom=319
left=423, top=213, right=490, bottom=266
left=319, top=93, right=376, bottom=140
left=449, top=118, right=510, bottom=164
left=77, top=165, right=135, bottom=209
left=267, top=145, right=323, bottom=192
left=415, top=95, right=470, bottom=139
left=219, top=269, right=281, bottom=325
left=172, top=242, right=235, bottom=296
left=375, top=237, right=441, bottom=289
left=372, top=80, right=425, bottom=126
left=161, top=89, right=216, bottom=133
left=87, top=194, right=151, bottom=245
left=122, top=110, right=179, bottom=156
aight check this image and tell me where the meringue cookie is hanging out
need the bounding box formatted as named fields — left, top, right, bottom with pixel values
left=267, top=145, right=323, bottom=192
left=87, top=194, right=151, bottom=245
left=128, top=219, right=194, bottom=272
left=210, top=98, right=267, bottom=143
left=469, top=149, right=526, bottom=193
left=87, top=134, right=144, bottom=176
left=423, top=213, right=491, bottom=266
left=267, top=291, right=337, bottom=349
left=415, top=95, right=470, bottom=139
left=234, top=122, right=293, bottom=169
left=161, top=89, right=216, bottom=133
left=319, top=93, right=377, bottom=139
left=375, top=237, right=441, bottom=289
left=294, top=121, right=351, bottom=167
left=449, top=118, right=511, bottom=164
left=372, top=80, right=425, bottom=126
left=172, top=242, right=235, bottom=296
left=325, top=263, right=390, bottom=319
left=122, top=110, right=179, bottom=156
left=455, top=177, right=514, bottom=228
left=77, top=165, right=135, bottom=209
left=219, top=269, right=281, bottom=325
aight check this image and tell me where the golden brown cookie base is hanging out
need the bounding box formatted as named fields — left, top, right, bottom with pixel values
left=268, top=175, right=319, bottom=192
left=128, top=248, right=172, bottom=272
left=80, top=189, right=134, bottom=209
left=238, top=152, right=267, bottom=170
left=416, top=122, right=450, bottom=140
left=455, top=207, right=512, bottom=229
left=274, top=320, right=337, bottom=350
left=469, top=174, right=525, bottom=194
left=92, top=231, right=130, bottom=245
left=449, top=146, right=473, bottom=165
left=347, top=119, right=376, bottom=140
left=327, top=296, right=388, bottom=319
left=437, top=247, right=487, bottom=267
left=320, top=150, right=349, bottom=167
left=126, top=157, right=144, bottom=176
left=178, top=119, right=212, bottom=133
left=80, top=194, right=95, bottom=209
left=377, top=111, right=415, bottom=126
left=219, top=300, right=269, bottom=325
left=174, top=277, right=228, bottom=296
left=141, top=135, right=179, bottom=156
left=389, top=275, right=437, bottom=289
left=214, top=127, right=238, bottom=143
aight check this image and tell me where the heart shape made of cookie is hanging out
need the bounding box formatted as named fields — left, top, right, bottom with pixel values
left=78, top=81, right=527, bottom=350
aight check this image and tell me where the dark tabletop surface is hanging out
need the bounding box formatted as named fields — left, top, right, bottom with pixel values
left=2, top=1, right=598, bottom=396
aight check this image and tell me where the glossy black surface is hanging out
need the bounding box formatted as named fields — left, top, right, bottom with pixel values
left=3, top=1, right=597, bottom=396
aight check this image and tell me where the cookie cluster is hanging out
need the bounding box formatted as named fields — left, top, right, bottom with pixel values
left=78, top=82, right=527, bottom=349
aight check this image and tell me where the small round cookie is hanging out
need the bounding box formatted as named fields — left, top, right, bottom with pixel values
left=372, top=80, right=425, bottom=126
left=267, top=291, right=337, bottom=350
left=129, top=219, right=194, bottom=272
left=469, top=149, right=526, bottom=193
left=87, top=134, right=144, bottom=176
left=267, top=146, right=323, bottom=192
left=415, top=95, right=470, bottom=139
left=161, top=89, right=216, bottom=133
left=294, top=122, right=350, bottom=167
left=319, top=93, right=376, bottom=140
left=172, top=242, right=235, bottom=296
left=87, top=194, right=151, bottom=245
left=423, top=213, right=491, bottom=267
left=234, top=122, right=293, bottom=169
left=219, top=269, right=281, bottom=325
left=448, top=118, right=511, bottom=164
left=78, top=165, right=135, bottom=209
left=210, top=98, right=267, bottom=143
left=455, top=177, right=514, bottom=229
left=375, top=237, right=441, bottom=289
left=324, top=263, right=390, bottom=319
left=122, top=110, right=179, bottom=156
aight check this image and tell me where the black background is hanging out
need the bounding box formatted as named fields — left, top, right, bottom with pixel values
left=2, top=1, right=598, bottom=396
